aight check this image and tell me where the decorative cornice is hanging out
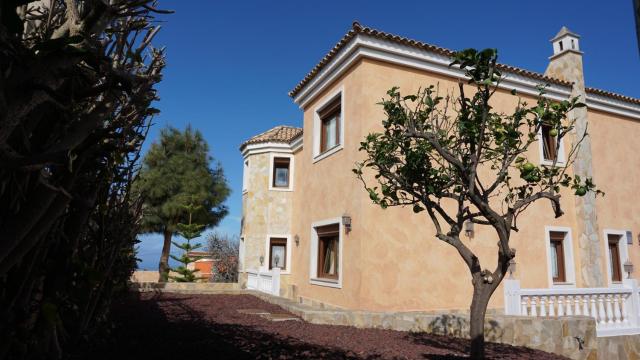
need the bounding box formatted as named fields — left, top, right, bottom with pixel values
left=290, top=22, right=571, bottom=100
left=291, top=32, right=573, bottom=109
left=290, top=22, right=640, bottom=119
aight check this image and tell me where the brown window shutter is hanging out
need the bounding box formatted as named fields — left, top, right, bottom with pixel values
left=608, top=235, right=622, bottom=282
left=549, top=231, right=566, bottom=283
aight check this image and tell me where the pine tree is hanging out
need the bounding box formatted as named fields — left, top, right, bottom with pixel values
left=134, top=125, right=230, bottom=282
left=170, top=203, right=206, bottom=282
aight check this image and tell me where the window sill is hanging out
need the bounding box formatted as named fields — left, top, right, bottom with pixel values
left=540, top=159, right=566, bottom=167
left=551, top=282, right=576, bottom=289
left=269, top=269, right=291, bottom=275
left=313, top=145, right=343, bottom=164
left=310, top=277, right=341, bottom=288
left=269, top=186, right=293, bottom=192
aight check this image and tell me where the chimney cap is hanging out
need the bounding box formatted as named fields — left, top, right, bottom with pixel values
left=550, top=26, right=580, bottom=42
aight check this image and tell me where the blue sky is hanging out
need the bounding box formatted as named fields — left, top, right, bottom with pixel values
left=136, top=0, right=640, bottom=269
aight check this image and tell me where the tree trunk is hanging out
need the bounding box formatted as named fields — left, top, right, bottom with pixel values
left=158, top=229, right=172, bottom=282
left=469, top=283, right=492, bottom=359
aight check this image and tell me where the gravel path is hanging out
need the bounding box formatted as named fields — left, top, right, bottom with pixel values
left=77, top=292, right=567, bottom=359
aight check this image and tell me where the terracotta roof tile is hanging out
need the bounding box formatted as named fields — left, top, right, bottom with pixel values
left=240, top=125, right=302, bottom=149
left=585, top=87, right=640, bottom=105
left=289, top=22, right=572, bottom=99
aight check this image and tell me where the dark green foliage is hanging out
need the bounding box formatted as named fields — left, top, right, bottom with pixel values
left=170, top=204, right=206, bottom=282
left=0, top=1, right=168, bottom=358
left=354, top=48, right=602, bottom=358
left=134, top=125, right=230, bottom=281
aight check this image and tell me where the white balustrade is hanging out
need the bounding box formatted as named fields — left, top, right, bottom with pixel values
left=504, top=278, right=640, bottom=337
left=246, top=267, right=281, bottom=296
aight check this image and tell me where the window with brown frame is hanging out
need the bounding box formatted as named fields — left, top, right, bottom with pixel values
left=272, top=157, right=290, bottom=188
left=316, top=224, right=339, bottom=280
left=541, top=124, right=558, bottom=161
left=269, top=237, right=287, bottom=270
left=319, top=97, right=341, bottom=154
left=550, top=231, right=566, bottom=283
left=608, top=234, right=622, bottom=282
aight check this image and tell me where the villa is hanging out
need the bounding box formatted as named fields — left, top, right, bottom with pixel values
left=238, top=23, right=640, bottom=337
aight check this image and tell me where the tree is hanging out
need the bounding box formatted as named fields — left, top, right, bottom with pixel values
left=170, top=203, right=206, bottom=282
left=135, top=126, right=230, bottom=282
left=0, top=1, right=168, bottom=358
left=354, top=48, right=602, bottom=359
left=207, top=232, right=239, bottom=282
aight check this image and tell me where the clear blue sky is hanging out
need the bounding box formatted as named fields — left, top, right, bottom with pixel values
left=136, top=0, right=639, bottom=270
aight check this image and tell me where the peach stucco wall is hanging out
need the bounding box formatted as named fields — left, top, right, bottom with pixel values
left=589, top=109, right=640, bottom=283
left=288, top=58, right=638, bottom=312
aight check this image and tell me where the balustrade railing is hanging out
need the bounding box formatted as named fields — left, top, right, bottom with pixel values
left=504, top=279, right=640, bottom=337
left=246, top=268, right=281, bottom=296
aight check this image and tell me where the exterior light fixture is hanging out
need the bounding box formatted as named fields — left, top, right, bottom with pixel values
left=294, top=235, right=300, bottom=247
left=342, top=214, right=352, bottom=233
left=624, top=260, right=634, bottom=279
left=508, top=258, right=517, bottom=279
left=259, top=255, right=264, bottom=266
left=464, top=220, right=474, bottom=238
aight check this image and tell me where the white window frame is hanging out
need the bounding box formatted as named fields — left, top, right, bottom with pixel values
left=544, top=226, right=576, bottom=288
left=603, top=229, right=629, bottom=287
left=268, top=153, right=294, bottom=191
left=313, top=87, right=344, bottom=163
left=242, top=159, right=249, bottom=193
left=239, top=236, right=245, bottom=272
left=309, top=217, right=343, bottom=288
left=265, top=234, right=292, bottom=275
left=538, top=127, right=566, bottom=166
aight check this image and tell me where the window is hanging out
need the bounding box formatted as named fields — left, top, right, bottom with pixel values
left=604, top=230, right=629, bottom=286
left=313, top=90, right=344, bottom=162
left=310, top=219, right=343, bottom=287
left=545, top=227, right=575, bottom=287
left=319, top=97, right=341, bottom=154
left=272, top=157, right=290, bottom=188
left=316, top=224, right=339, bottom=280
left=239, top=237, right=245, bottom=272
left=269, top=237, right=287, bottom=270
left=559, top=40, right=564, bottom=51
left=541, top=125, right=558, bottom=162
left=539, top=124, right=565, bottom=165
left=269, top=154, right=294, bottom=191
left=549, top=231, right=566, bottom=283
left=608, top=234, right=623, bottom=282
left=242, top=160, right=249, bottom=192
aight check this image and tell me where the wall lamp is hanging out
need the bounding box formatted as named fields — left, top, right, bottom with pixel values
left=624, top=260, right=634, bottom=279
left=342, top=214, right=352, bottom=233
left=294, top=235, right=300, bottom=247
left=464, top=220, right=474, bottom=238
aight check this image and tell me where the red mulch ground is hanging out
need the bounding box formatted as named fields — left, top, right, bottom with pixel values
left=73, top=292, right=567, bottom=360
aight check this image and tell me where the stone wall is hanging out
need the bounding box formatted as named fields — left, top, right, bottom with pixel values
left=597, top=335, right=640, bottom=359
left=545, top=49, right=605, bottom=288
left=241, top=151, right=294, bottom=272
left=251, top=290, right=599, bottom=359
left=131, top=282, right=240, bottom=293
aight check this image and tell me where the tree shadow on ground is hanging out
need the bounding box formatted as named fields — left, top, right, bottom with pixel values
left=408, top=328, right=558, bottom=360
left=70, top=292, right=366, bottom=360
left=69, top=293, right=564, bottom=360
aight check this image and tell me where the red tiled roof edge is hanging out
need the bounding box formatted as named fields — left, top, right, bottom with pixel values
left=240, top=125, right=303, bottom=150
left=585, top=87, right=640, bottom=105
